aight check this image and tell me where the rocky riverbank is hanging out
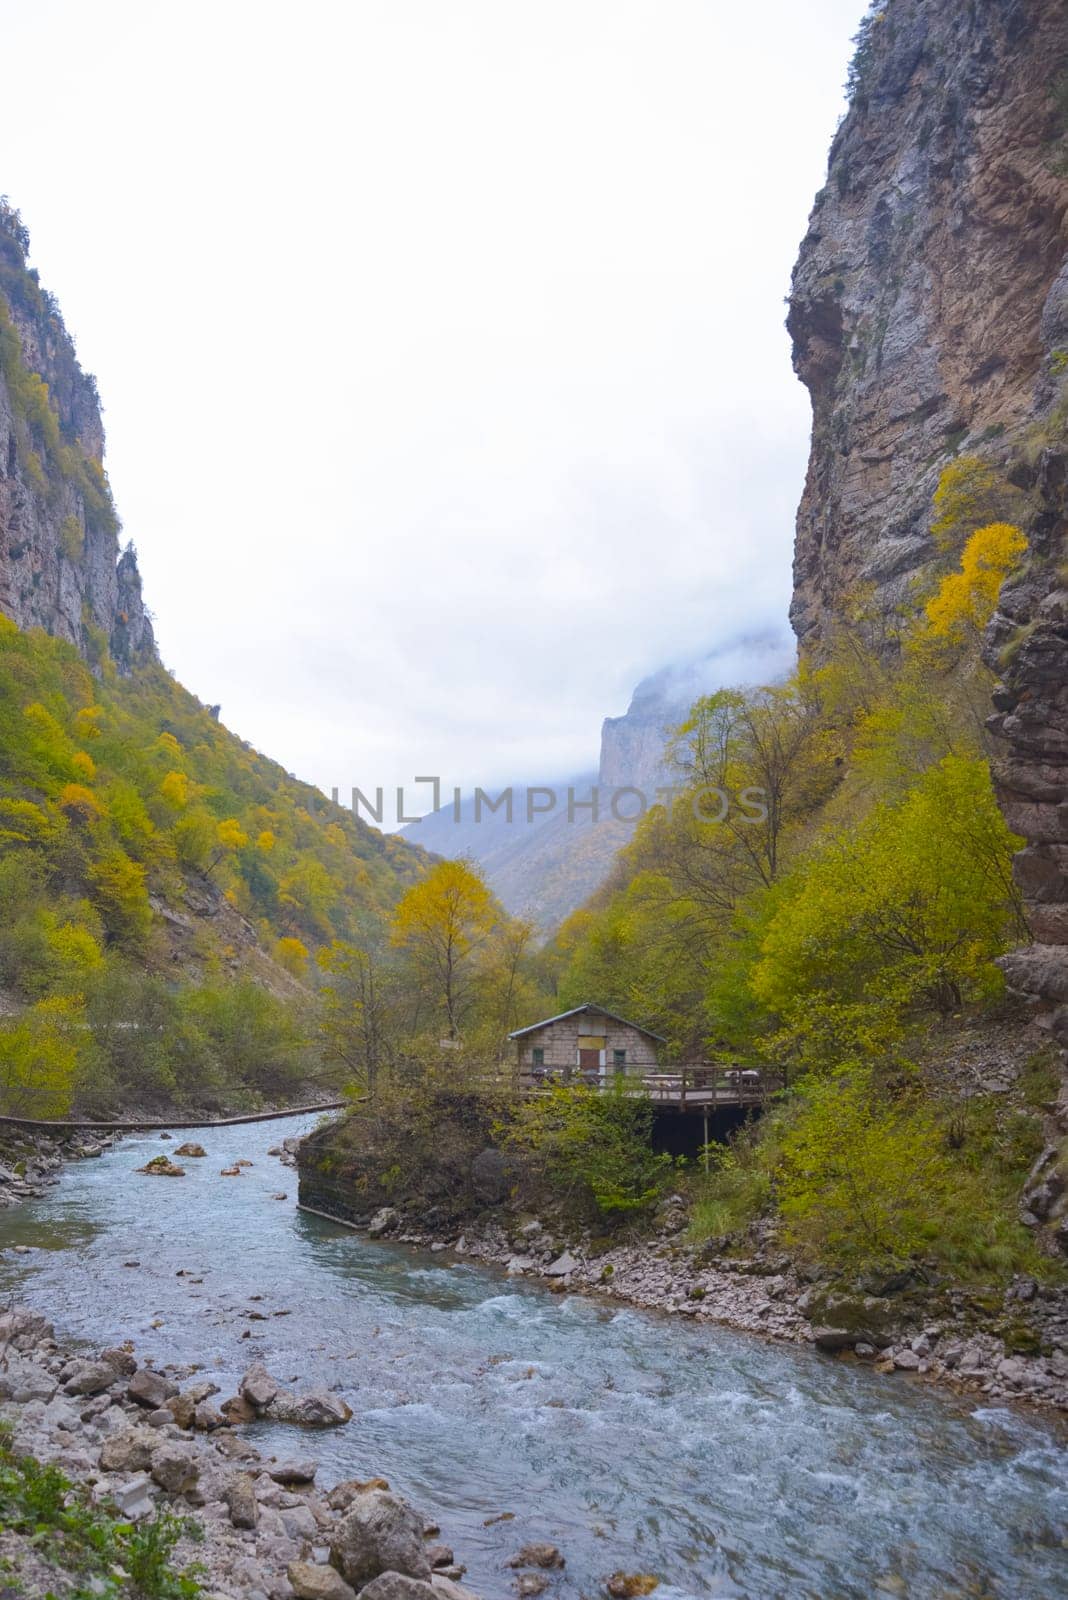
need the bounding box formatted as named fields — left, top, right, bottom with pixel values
left=0, top=1125, right=121, bottom=1209
left=321, top=1199, right=1068, bottom=1419
left=0, top=1306, right=503, bottom=1600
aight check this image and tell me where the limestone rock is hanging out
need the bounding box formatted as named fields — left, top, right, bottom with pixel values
left=225, top=1471, right=259, bottom=1529
left=267, top=1389, right=353, bottom=1428
left=358, top=1578, right=437, bottom=1600
left=150, top=1441, right=199, bottom=1495
left=99, top=1428, right=155, bottom=1473
left=128, top=1368, right=179, bottom=1409
left=240, top=1361, right=280, bottom=1410
left=64, top=1358, right=120, bottom=1396
left=329, top=1490, right=432, bottom=1587
left=368, top=1207, right=399, bottom=1238
left=287, top=1561, right=357, bottom=1600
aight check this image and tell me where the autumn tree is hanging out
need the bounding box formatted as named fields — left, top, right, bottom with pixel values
left=390, top=860, right=497, bottom=1040
left=318, top=937, right=397, bottom=1094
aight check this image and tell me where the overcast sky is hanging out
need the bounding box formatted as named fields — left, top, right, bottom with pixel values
left=1, top=0, right=863, bottom=822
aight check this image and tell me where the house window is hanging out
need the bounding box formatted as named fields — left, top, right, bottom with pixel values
left=613, top=1049, right=627, bottom=1068
left=532, top=1047, right=545, bottom=1067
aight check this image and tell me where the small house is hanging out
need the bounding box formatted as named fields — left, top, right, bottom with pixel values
left=509, top=1003, right=665, bottom=1088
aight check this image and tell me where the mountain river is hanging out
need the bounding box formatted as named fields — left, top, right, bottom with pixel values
left=1, top=1115, right=1066, bottom=1600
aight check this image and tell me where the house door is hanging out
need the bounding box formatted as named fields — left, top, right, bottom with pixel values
left=578, top=1048, right=601, bottom=1081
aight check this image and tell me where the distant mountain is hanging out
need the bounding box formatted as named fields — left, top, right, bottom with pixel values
left=405, top=631, right=793, bottom=930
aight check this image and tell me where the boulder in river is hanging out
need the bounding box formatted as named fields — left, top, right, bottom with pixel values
left=268, top=1387, right=353, bottom=1427
left=545, top=1253, right=579, bottom=1279
left=219, top=1165, right=242, bottom=1177
left=174, top=1142, right=206, bottom=1158
left=507, top=1543, right=565, bottom=1569
left=138, top=1155, right=185, bottom=1177
left=329, top=1489, right=432, bottom=1587
left=368, top=1207, right=399, bottom=1238
left=606, top=1575, right=660, bottom=1597
left=239, top=1361, right=280, bottom=1410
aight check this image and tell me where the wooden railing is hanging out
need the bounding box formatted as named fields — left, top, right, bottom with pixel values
left=522, top=1062, right=785, bottom=1107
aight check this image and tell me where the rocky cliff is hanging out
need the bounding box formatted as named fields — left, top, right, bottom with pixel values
left=790, top=0, right=1068, bottom=1036
left=788, top=0, right=1067, bottom=645
left=0, top=201, right=153, bottom=667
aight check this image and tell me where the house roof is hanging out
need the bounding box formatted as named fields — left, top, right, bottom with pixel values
left=508, top=1003, right=666, bottom=1043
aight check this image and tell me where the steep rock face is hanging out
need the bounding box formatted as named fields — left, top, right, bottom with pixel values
left=985, top=446, right=1068, bottom=1039
left=789, top=0, right=1068, bottom=644
left=0, top=203, right=153, bottom=667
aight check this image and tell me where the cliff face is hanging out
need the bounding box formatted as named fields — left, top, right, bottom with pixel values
left=788, top=0, right=1068, bottom=644
left=790, top=0, right=1068, bottom=1033
left=0, top=203, right=153, bottom=667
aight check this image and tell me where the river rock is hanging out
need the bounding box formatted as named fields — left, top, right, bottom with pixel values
left=175, top=1143, right=206, bottom=1157
left=893, top=1349, right=921, bottom=1371
left=64, top=1358, right=121, bottom=1396
left=368, top=1207, right=399, bottom=1238
left=329, top=1489, right=432, bottom=1587
left=358, top=1579, right=437, bottom=1600
left=221, top=1394, right=257, bottom=1425
left=167, top=1393, right=196, bottom=1429
left=269, top=1460, right=318, bottom=1484
left=99, top=1427, right=155, bottom=1472
left=99, top=1346, right=137, bottom=1377
left=507, top=1543, right=565, bottom=1569
left=225, top=1470, right=260, bottom=1529
left=193, top=1399, right=226, bottom=1431
left=288, top=1560, right=358, bottom=1600
left=150, top=1441, right=200, bottom=1494
left=545, top=1253, right=579, bottom=1279
left=268, top=1388, right=353, bottom=1427
left=811, top=1327, right=855, bottom=1353
left=240, top=1361, right=281, bottom=1410
left=327, top=1478, right=391, bottom=1512
left=515, top=1578, right=549, bottom=1597
left=128, top=1368, right=179, bottom=1408
left=138, top=1156, right=186, bottom=1177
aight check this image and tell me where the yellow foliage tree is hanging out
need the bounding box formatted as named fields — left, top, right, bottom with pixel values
left=0, top=999, right=81, bottom=1116
left=275, top=935, right=309, bottom=978
left=71, top=750, right=96, bottom=782
left=216, top=818, right=249, bottom=852
left=159, top=770, right=190, bottom=809
left=58, top=783, right=103, bottom=823
left=923, top=522, right=1027, bottom=644
left=930, top=454, right=1024, bottom=556
left=391, top=859, right=497, bottom=1039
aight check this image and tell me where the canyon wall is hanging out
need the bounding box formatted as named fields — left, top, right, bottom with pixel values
left=0, top=202, right=153, bottom=667
left=788, top=0, right=1067, bottom=645
left=790, top=0, right=1068, bottom=1028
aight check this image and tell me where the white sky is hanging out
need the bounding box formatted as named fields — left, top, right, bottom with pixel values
left=1, top=0, right=862, bottom=822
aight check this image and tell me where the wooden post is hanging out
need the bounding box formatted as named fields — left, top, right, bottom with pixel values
left=703, top=1110, right=709, bottom=1173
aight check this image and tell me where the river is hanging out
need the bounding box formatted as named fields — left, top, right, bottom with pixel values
left=1, top=1115, right=1065, bottom=1600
